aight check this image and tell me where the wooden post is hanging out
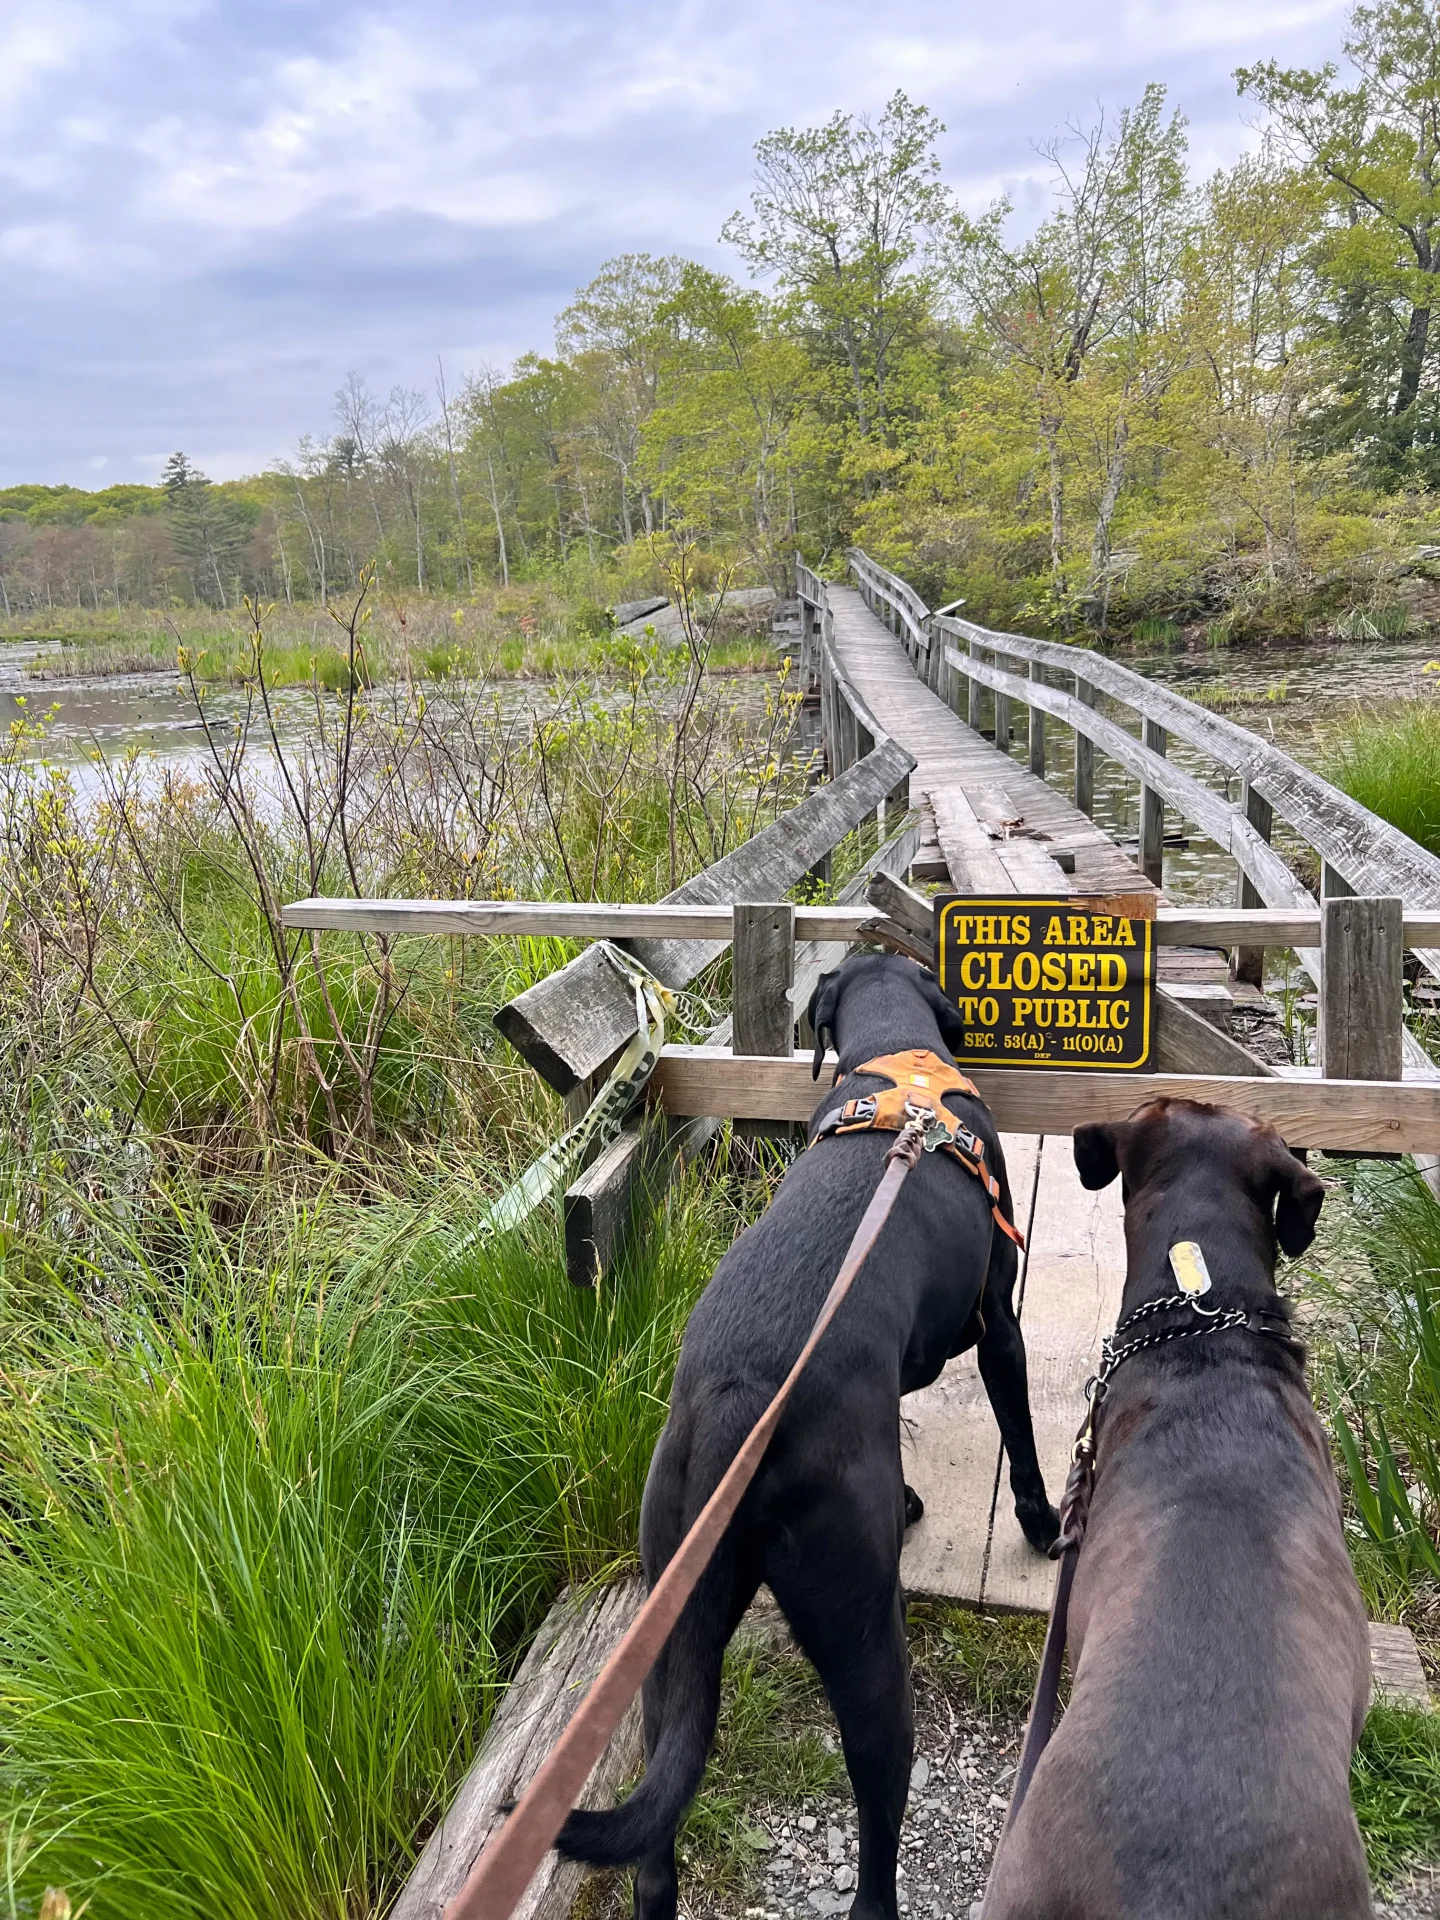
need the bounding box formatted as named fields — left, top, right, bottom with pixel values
left=1320, top=895, right=1403, bottom=1082
left=1233, top=780, right=1273, bottom=987
left=968, top=637, right=984, bottom=732
left=994, top=653, right=1011, bottom=752
left=1139, top=718, right=1166, bottom=885
left=1028, top=661, right=1046, bottom=776
left=734, top=902, right=797, bottom=1142
left=1075, top=679, right=1096, bottom=816
left=1322, top=861, right=1355, bottom=899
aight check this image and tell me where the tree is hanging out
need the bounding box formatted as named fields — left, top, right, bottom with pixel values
left=160, top=454, right=255, bottom=608
left=723, top=92, right=951, bottom=497
left=943, top=85, right=1193, bottom=624
left=1239, top=1, right=1440, bottom=472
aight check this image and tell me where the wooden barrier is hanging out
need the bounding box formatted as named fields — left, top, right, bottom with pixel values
left=651, top=1048, right=1440, bottom=1152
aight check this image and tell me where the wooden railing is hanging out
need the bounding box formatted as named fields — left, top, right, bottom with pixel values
left=841, top=545, right=1440, bottom=1004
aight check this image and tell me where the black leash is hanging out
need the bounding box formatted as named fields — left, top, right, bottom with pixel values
left=998, top=1288, right=1304, bottom=1843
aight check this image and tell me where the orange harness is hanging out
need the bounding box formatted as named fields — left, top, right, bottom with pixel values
left=812, top=1049, right=1025, bottom=1249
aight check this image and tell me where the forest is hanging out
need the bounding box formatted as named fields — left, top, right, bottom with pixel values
left=8, top=1, right=1440, bottom=641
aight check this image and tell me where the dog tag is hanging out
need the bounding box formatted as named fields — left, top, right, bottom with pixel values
left=1168, top=1241, right=1212, bottom=1297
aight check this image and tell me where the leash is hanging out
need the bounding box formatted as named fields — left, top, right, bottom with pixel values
left=999, top=1282, right=1305, bottom=1841
left=444, top=1113, right=934, bottom=1920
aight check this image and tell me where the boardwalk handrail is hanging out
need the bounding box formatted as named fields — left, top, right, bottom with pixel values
left=795, top=557, right=900, bottom=779
left=838, top=544, right=1440, bottom=984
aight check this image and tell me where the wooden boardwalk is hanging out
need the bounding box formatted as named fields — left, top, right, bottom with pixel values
left=823, top=586, right=1147, bottom=1608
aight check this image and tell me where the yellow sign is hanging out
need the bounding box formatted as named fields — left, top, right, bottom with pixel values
left=934, top=896, right=1155, bottom=1071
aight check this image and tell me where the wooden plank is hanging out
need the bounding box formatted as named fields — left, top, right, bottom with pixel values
left=983, top=1133, right=1128, bottom=1610
left=623, top=737, right=913, bottom=988
left=1075, top=680, right=1096, bottom=816
left=1028, top=662, right=1046, bottom=777
left=1153, top=987, right=1275, bottom=1076
left=493, top=740, right=914, bottom=1092
left=1369, top=1622, right=1431, bottom=1708
left=734, top=901, right=797, bottom=1143
left=390, top=1580, right=644, bottom=1920
left=651, top=1048, right=1440, bottom=1151
left=1320, top=896, right=1404, bottom=1082
left=564, top=1126, right=645, bottom=1287
left=1139, top=718, right=1167, bottom=886
left=968, top=635, right=984, bottom=732
left=732, top=904, right=796, bottom=1056
left=900, top=1133, right=1041, bottom=1602
left=1234, top=781, right=1273, bottom=987
left=283, top=897, right=1440, bottom=952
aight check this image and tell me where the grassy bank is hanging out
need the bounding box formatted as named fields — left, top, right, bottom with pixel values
left=1, top=584, right=778, bottom=688
left=1322, top=694, right=1440, bottom=859
left=0, top=1169, right=735, bottom=1919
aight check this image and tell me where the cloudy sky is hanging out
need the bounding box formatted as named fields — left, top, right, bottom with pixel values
left=3, top=0, right=1351, bottom=488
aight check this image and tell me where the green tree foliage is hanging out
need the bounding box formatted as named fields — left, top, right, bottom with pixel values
left=1240, top=1, right=1440, bottom=479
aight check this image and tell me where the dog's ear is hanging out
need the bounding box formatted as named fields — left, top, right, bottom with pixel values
left=916, top=971, right=968, bottom=1059
left=807, top=970, right=841, bottom=1080
left=1074, top=1122, right=1127, bottom=1190
left=1266, top=1139, right=1325, bottom=1257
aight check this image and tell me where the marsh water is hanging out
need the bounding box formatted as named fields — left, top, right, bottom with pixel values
left=4, top=626, right=1437, bottom=904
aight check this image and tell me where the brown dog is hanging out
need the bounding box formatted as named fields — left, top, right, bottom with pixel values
left=983, top=1097, right=1372, bottom=1920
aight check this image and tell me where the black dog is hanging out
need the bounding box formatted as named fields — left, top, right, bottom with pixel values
left=557, top=953, right=1057, bottom=1920
left=983, top=1098, right=1370, bottom=1920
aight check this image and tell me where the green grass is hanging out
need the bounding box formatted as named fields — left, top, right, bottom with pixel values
left=1322, top=700, right=1440, bottom=858
left=0, top=1170, right=732, bottom=1920
left=908, top=1602, right=1048, bottom=1718
left=1351, top=1705, right=1440, bottom=1887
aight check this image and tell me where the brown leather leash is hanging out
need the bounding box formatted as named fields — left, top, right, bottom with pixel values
left=444, top=1115, right=932, bottom=1920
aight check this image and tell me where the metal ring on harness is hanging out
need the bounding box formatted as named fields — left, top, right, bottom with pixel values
left=809, top=1048, right=1025, bottom=1250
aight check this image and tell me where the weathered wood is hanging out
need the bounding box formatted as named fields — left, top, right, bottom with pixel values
left=734, top=902, right=797, bottom=1144
left=1322, top=860, right=1356, bottom=900
left=936, top=603, right=1440, bottom=986
left=1139, top=718, right=1167, bottom=887
left=968, top=635, right=984, bottom=732
left=390, top=1580, right=644, bottom=1920
left=1153, top=987, right=1275, bottom=1076
left=652, top=1048, right=1440, bottom=1151
left=1320, top=896, right=1404, bottom=1082
left=732, top=904, right=796, bottom=1055
left=865, top=870, right=936, bottom=952
left=494, top=738, right=914, bottom=1093
left=1028, top=661, right=1046, bottom=776
left=1075, top=680, right=1096, bottom=817
left=1233, top=781, right=1273, bottom=986
left=564, top=1126, right=645, bottom=1287
left=993, top=651, right=1011, bottom=751
left=495, top=943, right=640, bottom=1096
left=283, top=896, right=1440, bottom=953
left=1369, top=1622, right=1431, bottom=1708
left=625, top=737, right=913, bottom=988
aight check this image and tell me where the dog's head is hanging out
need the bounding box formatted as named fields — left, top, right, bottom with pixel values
left=1073, top=1097, right=1324, bottom=1258
left=806, top=952, right=967, bottom=1080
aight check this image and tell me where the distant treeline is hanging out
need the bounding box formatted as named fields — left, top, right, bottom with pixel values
left=8, top=0, right=1440, bottom=639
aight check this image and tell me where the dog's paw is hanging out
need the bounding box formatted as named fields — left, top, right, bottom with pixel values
left=903, top=1483, right=925, bottom=1528
left=1016, top=1499, right=1061, bottom=1553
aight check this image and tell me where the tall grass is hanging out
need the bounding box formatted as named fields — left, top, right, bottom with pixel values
left=0, top=1169, right=731, bottom=1919
left=1321, top=699, right=1440, bottom=857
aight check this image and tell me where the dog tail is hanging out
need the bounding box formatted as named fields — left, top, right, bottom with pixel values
left=553, top=1428, right=745, bottom=1868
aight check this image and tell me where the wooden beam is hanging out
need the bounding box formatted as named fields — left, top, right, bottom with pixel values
left=1028, top=661, right=1046, bottom=776
left=1075, top=680, right=1096, bottom=817
left=282, top=896, right=1440, bottom=952
left=389, top=1579, right=644, bottom=1920
left=1233, top=781, right=1273, bottom=987
left=733, top=902, right=797, bottom=1143
left=1139, top=719, right=1166, bottom=886
left=651, top=1047, right=1440, bottom=1151
left=1320, top=896, right=1404, bottom=1082
left=563, top=1126, right=645, bottom=1287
